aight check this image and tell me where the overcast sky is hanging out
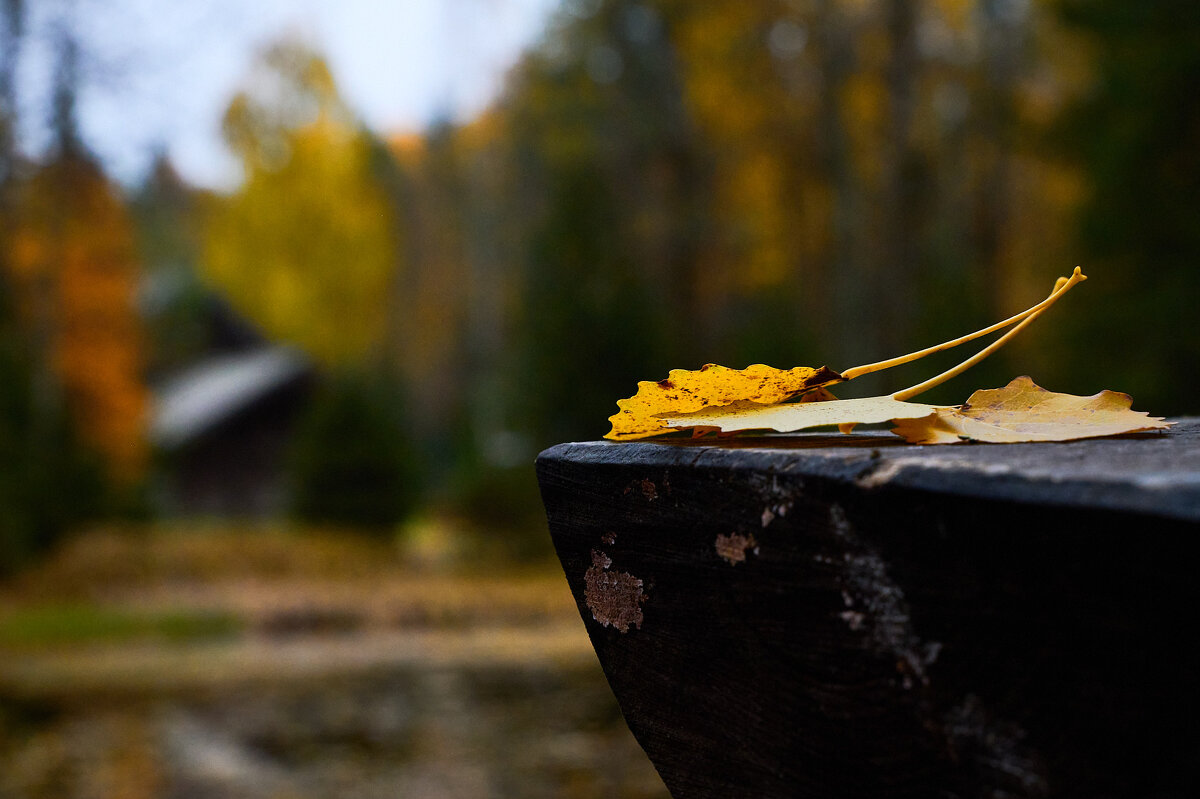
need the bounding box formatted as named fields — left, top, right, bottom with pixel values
left=14, top=0, right=560, bottom=189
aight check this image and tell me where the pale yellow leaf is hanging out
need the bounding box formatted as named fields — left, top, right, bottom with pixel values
left=891, top=376, right=1172, bottom=444
left=660, top=395, right=943, bottom=435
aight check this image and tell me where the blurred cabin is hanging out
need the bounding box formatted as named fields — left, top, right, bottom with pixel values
left=151, top=345, right=313, bottom=518
left=146, top=287, right=315, bottom=518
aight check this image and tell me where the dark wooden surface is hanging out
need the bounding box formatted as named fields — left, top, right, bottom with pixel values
left=536, top=420, right=1200, bottom=799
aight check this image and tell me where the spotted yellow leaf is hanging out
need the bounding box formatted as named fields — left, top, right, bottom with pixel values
left=604, top=364, right=842, bottom=441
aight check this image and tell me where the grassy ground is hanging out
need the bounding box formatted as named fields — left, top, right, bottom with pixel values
left=0, top=524, right=669, bottom=799
left=0, top=604, right=240, bottom=649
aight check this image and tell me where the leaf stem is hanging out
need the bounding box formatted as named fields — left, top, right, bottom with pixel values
left=890, top=267, right=1086, bottom=402
left=840, top=267, right=1087, bottom=381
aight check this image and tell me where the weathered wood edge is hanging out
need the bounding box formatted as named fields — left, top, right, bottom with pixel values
left=536, top=419, right=1200, bottom=798
left=538, top=418, right=1200, bottom=523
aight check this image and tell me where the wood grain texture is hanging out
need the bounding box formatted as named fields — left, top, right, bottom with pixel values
left=537, top=420, right=1200, bottom=799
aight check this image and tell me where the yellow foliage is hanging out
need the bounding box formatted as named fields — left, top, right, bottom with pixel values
left=668, top=5, right=820, bottom=301
left=726, top=150, right=791, bottom=290
left=841, top=73, right=888, bottom=186
left=204, top=112, right=398, bottom=367
left=202, top=42, right=401, bottom=368
left=674, top=6, right=773, bottom=141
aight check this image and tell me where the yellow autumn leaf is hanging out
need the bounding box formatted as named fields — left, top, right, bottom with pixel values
left=891, top=376, right=1172, bottom=444
left=605, top=363, right=842, bottom=441
left=606, top=268, right=1088, bottom=441
left=661, top=395, right=943, bottom=434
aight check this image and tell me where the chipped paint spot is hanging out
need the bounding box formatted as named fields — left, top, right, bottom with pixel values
left=840, top=610, right=865, bottom=630
left=623, top=478, right=659, bottom=501
left=715, top=532, right=758, bottom=565
left=760, top=500, right=792, bottom=527
left=830, top=503, right=941, bottom=688
left=584, top=550, right=645, bottom=633
left=829, top=503, right=853, bottom=540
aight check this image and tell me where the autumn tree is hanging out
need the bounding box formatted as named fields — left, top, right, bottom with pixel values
left=1, top=23, right=143, bottom=568
left=205, top=39, right=421, bottom=527
left=6, top=32, right=147, bottom=485
left=10, top=153, right=149, bottom=483
left=204, top=40, right=402, bottom=369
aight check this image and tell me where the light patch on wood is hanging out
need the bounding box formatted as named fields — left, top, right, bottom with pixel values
left=584, top=550, right=645, bottom=633
left=715, top=533, right=758, bottom=565
left=829, top=503, right=941, bottom=689
left=761, top=500, right=792, bottom=527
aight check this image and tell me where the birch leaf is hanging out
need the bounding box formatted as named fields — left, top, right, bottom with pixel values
left=891, top=376, right=1172, bottom=444
left=660, top=395, right=944, bottom=435
left=606, top=269, right=1089, bottom=441
left=605, top=363, right=842, bottom=441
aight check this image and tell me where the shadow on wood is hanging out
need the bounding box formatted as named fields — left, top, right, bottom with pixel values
left=537, top=420, right=1200, bottom=799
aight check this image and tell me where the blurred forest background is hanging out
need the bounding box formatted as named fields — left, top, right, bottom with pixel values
left=3, top=0, right=1199, bottom=567
left=0, top=0, right=1198, bottom=793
